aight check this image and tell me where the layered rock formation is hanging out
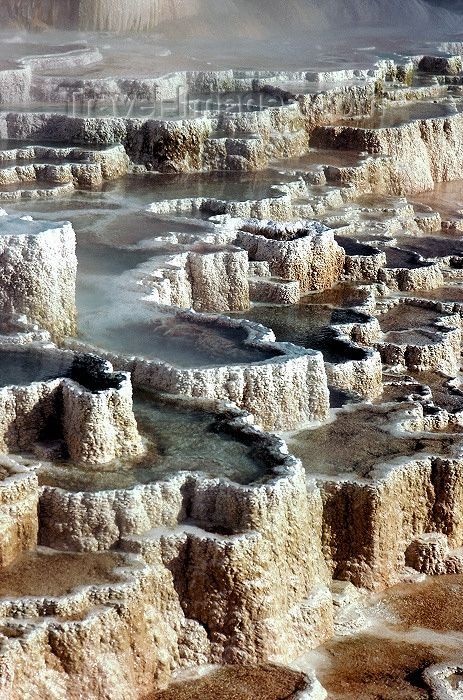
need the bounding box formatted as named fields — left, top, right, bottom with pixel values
left=2, top=28, right=463, bottom=700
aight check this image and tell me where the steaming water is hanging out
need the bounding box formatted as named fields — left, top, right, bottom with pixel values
left=0, top=349, right=74, bottom=387
left=0, top=0, right=460, bottom=78
left=2, top=181, right=280, bottom=368
left=0, top=1, right=457, bottom=37
left=233, top=302, right=370, bottom=363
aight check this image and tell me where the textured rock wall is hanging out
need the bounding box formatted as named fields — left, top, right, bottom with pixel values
left=0, top=0, right=453, bottom=33
left=77, top=312, right=331, bottom=431
left=0, top=82, right=374, bottom=174
left=0, top=379, right=62, bottom=453
left=0, top=217, right=77, bottom=341
left=0, top=67, right=31, bottom=105
left=312, top=113, right=463, bottom=194
left=149, top=248, right=250, bottom=313
left=320, top=457, right=436, bottom=589
left=0, top=560, right=207, bottom=700
left=320, top=448, right=463, bottom=591
left=188, top=248, right=250, bottom=312
left=236, top=221, right=345, bottom=293
left=62, top=374, right=144, bottom=464
left=37, top=415, right=334, bottom=669
left=325, top=349, right=383, bottom=399
left=0, top=351, right=143, bottom=465
left=0, top=466, right=38, bottom=567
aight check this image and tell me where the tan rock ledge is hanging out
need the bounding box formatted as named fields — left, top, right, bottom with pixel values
left=0, top=549, right=185, bottom=700
left=0, top=143, right=129, bottom=195
left=288, top=397, right=463, bottom=590
left=377, top=245, right=444, bottom=291
left=335, top=235, right=387, bottom=282
left=235, top=219, right=345, bottom=293
left=0, top=456, right=38, bottom=567
left=311, top=108, right=463, bottom=195
left=142, top=244, right=251, bottom=313
left=13, top=405, right=334, bottom=677
left=146, top=175, right=346, bottom=222
left=0, top=80, right=378, bottom=174
left=373, top=297, right=462, bottom=374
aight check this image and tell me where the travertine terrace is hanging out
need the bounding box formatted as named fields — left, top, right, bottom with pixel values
left=3, top=3, right=463, bottom=698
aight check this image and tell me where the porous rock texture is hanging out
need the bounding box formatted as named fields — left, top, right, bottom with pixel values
left=0, top=144, right=130, bottom=192
left=1, top=408, right=334, bottom=699
left=5, top=40, right=463, bottom=700
left=312, top=113, right=463, bottom=195
left=0, top=215, right=77, bottom=341
left=0, top=80, right=375, bottom=174
left=61, top=374, right=144, bottom=464
left=236, top=220, right=345, bottom=293
left=0, top=347, right=144, bottom=465
left=313, top=400, right=463, bottom=590
left=148, top=246, right=250, bottom=312
left=0, top=459, right=38, bottom=567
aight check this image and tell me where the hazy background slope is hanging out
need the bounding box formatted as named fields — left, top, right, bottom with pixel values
left=0, top=0, right=460, bottom=34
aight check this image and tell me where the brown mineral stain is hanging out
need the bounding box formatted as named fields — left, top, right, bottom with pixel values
left=0, top=550, right=124, bottom=598
left=385, top=574, right=463, bottom=633
left=149, top=665, right=307, bottom=700
left=318, top=635, right=445, bottom=699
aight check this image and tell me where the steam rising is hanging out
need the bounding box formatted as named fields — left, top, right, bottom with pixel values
left=0, top=0, right=459, bottom=35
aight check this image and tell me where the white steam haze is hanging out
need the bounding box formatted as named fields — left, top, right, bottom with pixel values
left=0, top=1, right=462, bottom=73
left=0, top=0, right=460, bottom=35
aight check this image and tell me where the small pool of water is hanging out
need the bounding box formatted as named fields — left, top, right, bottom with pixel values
left=410, top=181, right=463, bottom=219
left=302, top=283, right=368, bottom=308
left=408, top=284, right=463, bottom=303
left=145, top=170, right=295, bottom=203
left=94, top=315, right=276, bottom=368
left=383, top=328, right=443, bottom=346
left=335, top=236, right=380, bottom=256
left=0, top=348, right=124, bottom=392
left=298, top=572, right=463, bottom=699
left=395, top=235, right=463, bottom=260
left=233, top=303, right=369, bottom=363
left=152, top=664, right=307, bottom=700
left=0, top=182, right=66, bottom=193
left=274, top=147, right=370, bottom=171
left=38, top=391, right=267, bottom=490
left=385, top=247, right=430, bottom=270
left=379, top=304, right=447, bottom=333
left=0, top=348, right=73, bottom=387
left=410, top=370, right=463, bottom=414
